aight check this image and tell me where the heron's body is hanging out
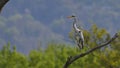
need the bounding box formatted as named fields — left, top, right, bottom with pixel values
left=69, top=15, right=84, bottom=49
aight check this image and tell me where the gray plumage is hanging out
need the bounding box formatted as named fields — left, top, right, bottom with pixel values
left=70, top=15, right=84, bottom=49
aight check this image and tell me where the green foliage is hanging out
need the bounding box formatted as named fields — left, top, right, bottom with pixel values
left=0, top=43, right=29, bottom=68
left=0, top=25, right=119, bottom=68
left=0, top=43, right=120, bottom=68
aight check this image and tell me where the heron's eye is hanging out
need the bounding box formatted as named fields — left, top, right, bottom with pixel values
left=78, top=31, right=81, bottom=33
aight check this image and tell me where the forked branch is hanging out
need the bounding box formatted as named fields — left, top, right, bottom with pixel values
left=63, top=33, right=119, bottom=68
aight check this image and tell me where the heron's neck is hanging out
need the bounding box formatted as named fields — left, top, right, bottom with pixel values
left=72, top=18, right=82, bottom=32
left=73, top=18, right=77, bottom=29
left=73, top=18, right=76, bottom=27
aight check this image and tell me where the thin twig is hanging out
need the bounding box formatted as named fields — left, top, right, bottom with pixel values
left=63, top=33, right=119, bottom=68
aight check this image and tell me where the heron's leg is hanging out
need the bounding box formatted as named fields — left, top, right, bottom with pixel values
left=73, top=35, right=80, bottom=51
left=81, top=40, right=84, bottom=49
left=75, top=36, right=81, bottom=49
left=78, top=38, right=84, bottom=49
left=77, top=43, right=82, bottom=49
left=74, top=33, right=83, bottom=50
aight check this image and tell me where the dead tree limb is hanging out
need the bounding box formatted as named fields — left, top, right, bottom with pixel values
left=0, top=0, right=9, bottom=12
left=63, top=33, right=119, bottom=68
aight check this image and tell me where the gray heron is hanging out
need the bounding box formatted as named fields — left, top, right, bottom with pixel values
left=68, top=15, right=84, bottom=49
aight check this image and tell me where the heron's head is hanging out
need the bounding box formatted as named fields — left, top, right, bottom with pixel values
left=67, top=15, right=76, bottom=19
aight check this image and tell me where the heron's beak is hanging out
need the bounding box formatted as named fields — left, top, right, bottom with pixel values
left=67, top=16, right=73, bottom=18
left=67, top=15, right=75, bottom=18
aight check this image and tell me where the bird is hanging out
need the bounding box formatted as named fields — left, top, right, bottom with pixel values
left=67, top=15, right=84, bottom=49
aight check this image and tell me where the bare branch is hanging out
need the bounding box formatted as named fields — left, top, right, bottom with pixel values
left=63, top=33, right=119, bottom=68
left=0, top=0, right=9, bottom=13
